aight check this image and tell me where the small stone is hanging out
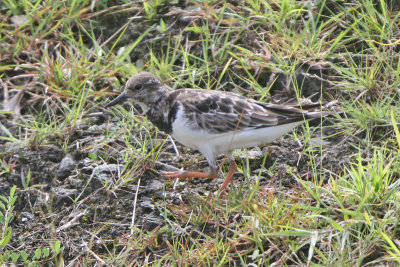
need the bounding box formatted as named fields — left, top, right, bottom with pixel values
left=196, top=190, right=208, bottom=196
left=87, top=124, right=108, bottom=132
left=247, top=149, right=262, bottom=158
left=80, top=158, right=97, bottom=174
left=148, top=180, right=164, bottom=191
left=140, top=198, right=155, bottom=211
left=172, top=198, right=181, bottom=205
left=248, top=175, right=267, bottom=184
left=109, top=228, right=122, bottom=236
left=10, top=15, right=29, bottom=26
left=52, top=186, right=77, bottom=207
left=155, top=161, right=180, bottom=172
left=92, top=164, right=119, bottom=182
left=19, top=212, right=36, bottom=230
left=252, top=168, right=269, bottom=175
left=20, top=212, right=34, bottom=222
left=42, top=145, right=64, bottom=162
left=143, top=219, right=160, bottom=231
left=57, top=154, right=76, bottom=179
left=67, top=177, right=84, bottom=188
left=309, top=137, right=331, bottom=146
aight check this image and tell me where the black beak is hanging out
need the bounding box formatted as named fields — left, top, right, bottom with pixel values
left=105, top=92, right=127, bottom=108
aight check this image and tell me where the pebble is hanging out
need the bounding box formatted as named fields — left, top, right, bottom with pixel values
left=143, top=218, right=160, bottom=231
left=140, top=198, right=155, bottom=211
left=57, top=154, right=76, bottom=179
left=92, top=164, right=119, bottom=182
left=10, top=15, right=29, bottom=25
left=51, top=186, right=78, bottom=207
left=148, top=180, right=164, bottom=191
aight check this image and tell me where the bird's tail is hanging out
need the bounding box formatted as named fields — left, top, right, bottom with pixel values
left=301, top=100, right=338, bottom=119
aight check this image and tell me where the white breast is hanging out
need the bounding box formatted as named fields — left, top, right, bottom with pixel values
left=171, top=106, right=211, bottom=150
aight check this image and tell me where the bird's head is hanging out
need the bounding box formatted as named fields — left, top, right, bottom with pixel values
left=105, top=72, right=167, bottom=112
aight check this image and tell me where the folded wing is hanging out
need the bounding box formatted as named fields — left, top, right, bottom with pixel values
left=170, top=89, right=323, bottom=134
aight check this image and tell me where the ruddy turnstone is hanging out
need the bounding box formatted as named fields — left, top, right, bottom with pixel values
left=105, top=72, right=328, bottom=191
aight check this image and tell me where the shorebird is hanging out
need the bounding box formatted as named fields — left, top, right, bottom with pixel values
left=105, top=72, right=328, bottom=191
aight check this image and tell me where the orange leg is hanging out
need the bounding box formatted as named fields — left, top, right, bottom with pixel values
left=219, top=160, right=237, bottom=192
left=161, top=169, right=218, bottom=179
left=161, top=160, right=237, bottom=192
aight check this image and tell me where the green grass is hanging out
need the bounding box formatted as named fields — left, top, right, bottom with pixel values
left=1, top=0, right=400, bottom=265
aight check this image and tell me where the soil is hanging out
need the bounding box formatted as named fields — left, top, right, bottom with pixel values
left=0, top=1, right=362, bottom=264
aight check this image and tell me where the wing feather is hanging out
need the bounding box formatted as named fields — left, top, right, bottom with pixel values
left=170, top=89, right=320, bottom=134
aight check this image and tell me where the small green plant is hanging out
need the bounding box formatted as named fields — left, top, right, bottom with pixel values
left=0, top=158, right=12, bottom=176
left=21, top=169, right=31, bottom=189
left=0, top=185, right=17, bottom=263
left=142, top=0, right=167, bottom=21
left=0, top=186, right=63, bottom=265
left=5, top=241, right=63, bottom=264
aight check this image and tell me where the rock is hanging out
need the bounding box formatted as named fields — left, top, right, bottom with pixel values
left=140, top=198, right=155, bottom=212
left=20, top=212, right=34, bottom=222
left=66, top=176, right=84, bottom=188
left=57, top=154, right=76, bottom=179
left=10, top=15, right=29, bottom=25
left=19, top=212, right=36, bottom=230
left=89, top=164, right=120, bottom=191
left=80, top=158, right=97, bottom=174
left=248, top=175, right=267, bottom=184
left=142, top=218, right=161, bottom=231
left=247, top=149, right=263, bottom=158
left=51, top=186, right=78, bottom=207
left=148, top=180, right=164, bottom=191
left=155, top=161, right=180, bottom=172
left=109, top=228, right=122, bottom=236
left=87, top=124, right=108, bottom=132
left=253, top=168, right=266, bottom=174
left=309, top=137, right=331, bottom=146
left=92, top=164, right=119, bottom=182
left=42, top=145, right=64, bottom=162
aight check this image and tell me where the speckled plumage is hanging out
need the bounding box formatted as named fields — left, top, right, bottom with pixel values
left=105, top=72, right=328, bottom=191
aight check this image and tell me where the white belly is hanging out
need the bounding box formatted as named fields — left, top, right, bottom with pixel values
left=171, top=106, right=303, bottom=156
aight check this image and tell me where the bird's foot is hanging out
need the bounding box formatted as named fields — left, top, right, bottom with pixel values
left=161, top=169, right=218, bottom=179
left=160, top=161, right=237, bottom=193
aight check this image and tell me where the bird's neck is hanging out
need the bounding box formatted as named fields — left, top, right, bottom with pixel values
left=136, top=86, right=168, bottom=113
left=145, top=90, right=168, bottom=111
left=145, top=92, right=175, bottom=134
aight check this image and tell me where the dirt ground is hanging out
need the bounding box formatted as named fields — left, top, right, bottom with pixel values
left=0, top=0, right=374, bottom=264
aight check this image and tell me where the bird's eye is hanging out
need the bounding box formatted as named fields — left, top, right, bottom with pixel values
left=134, top=84, right=143, bottom=90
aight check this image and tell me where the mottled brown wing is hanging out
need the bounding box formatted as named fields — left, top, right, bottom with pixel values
left=172, top=89, right=316, bottom=134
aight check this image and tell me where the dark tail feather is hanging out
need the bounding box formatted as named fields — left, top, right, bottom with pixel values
left=294, top=100, right=338, bottom=110
left=304, top=111, right=332, bottom=119
left=303, top=101, right=338, bottom=119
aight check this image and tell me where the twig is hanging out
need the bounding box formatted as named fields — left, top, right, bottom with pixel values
left=85, top=245, right=106, bottom=264
left=56, top=209, right=88, bottom=233
left=131, top=178, right=141, bottom=235
left=169, top=135, right=180, bottom=158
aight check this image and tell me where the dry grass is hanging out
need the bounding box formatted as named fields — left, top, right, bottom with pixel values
left=1, top=0, right=400, bottom=265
